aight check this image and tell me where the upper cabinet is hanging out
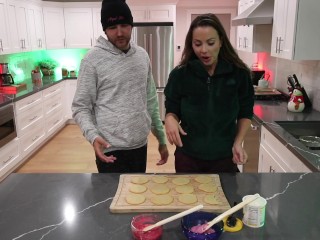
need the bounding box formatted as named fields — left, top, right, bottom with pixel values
left=27, top=4, right=46, bottom=50
left=236, top=0, right=272, bottom=53
left=43, top=7, right=94, bottom=49
left=271, top=0, right=320, bottom=60
left=92, top=7, right=105, bottom=43
left=131, top=5, right=175, bottom=22
left=43, top=7, right=66, bottom=49
left=7, top=0, right=31, bottom=52
left=64, top=8, right=94, bottom=48
left=0, top=0, right=11, bottom=54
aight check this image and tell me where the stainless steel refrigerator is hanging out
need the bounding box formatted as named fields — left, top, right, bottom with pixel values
left=132, top=22, right=174, bottom=121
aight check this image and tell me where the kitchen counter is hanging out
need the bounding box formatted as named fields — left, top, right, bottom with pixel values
left=0, top=173, right=319, bottom=240
left=0, top=76, right=77, bottom=108
left=254, top=101, right=320, bottom=171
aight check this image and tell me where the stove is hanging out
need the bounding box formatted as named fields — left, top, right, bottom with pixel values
left=254, top=93, right=289, bottom=101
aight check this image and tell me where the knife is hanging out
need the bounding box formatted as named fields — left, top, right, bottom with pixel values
left=292, top=74, right=301, bottom=88
left=287, top=75, right=296, bottom=89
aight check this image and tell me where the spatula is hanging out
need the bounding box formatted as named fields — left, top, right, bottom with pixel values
left=191, top=193, right=260, bottom=234
left=142, top=204, right=204, bottom=232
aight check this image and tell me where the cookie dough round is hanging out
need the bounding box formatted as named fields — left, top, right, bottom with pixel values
left=203, top=195, right=223, bottom=205
left=151, top=175, right=169, bottom=184
left=149, top=184, right=170, bottom=195
left=129, top=184, right=147, bottom=194
left=172, top=177, right=190, bottom=186
left=198, top=183, right=218, bottom=193
left=194, top=175, right=212, bottom=184
left=125, top=194, right=146, bottom=205
left=150, top=194, right=174, bottom=205
left=175, top=185, right=194, bottom=194
left=178, top=194, right=198, bottom=205
left=131, top=176, right=149, bottom=184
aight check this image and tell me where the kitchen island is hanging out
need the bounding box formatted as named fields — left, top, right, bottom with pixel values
left=0, top=173, right=319, bottom=240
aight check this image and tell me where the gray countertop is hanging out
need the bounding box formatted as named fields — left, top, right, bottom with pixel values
left=0, top=173, right=319, bottom=240
left=253, top=101, right=320, bottom=171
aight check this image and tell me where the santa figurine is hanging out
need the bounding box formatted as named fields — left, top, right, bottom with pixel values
left=288, top=88, right=305, bottom=112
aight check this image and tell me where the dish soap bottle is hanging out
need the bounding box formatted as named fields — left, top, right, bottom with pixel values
left=288, top=88, right=305, bottom=112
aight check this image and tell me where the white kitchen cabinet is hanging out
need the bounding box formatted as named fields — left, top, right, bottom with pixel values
left=64, top=8, right=94, bottom=48
left=65, top=80, right=77, bottom=120
left=42, top=82, right=65, bottom=137
left=43, top=7, right=66, bottom=49
left=7, top=0, right=30, bottom=52
left=0, top=0, right=11, bottom=54
left=27, top=3, right=46, bottom=50
left=92, top=7, right=105, bottom=43
left=271, top=0, right=320, bottom=60
left=0, top=138, right=21, bottom=182
left=131, top=5, right=175, bottom=22
left=258, top=125, right=311, bottom=172
left=236, top=0, right=272, bottom=53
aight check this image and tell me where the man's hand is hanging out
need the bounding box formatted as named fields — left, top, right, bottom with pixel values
left=156, top=144, right=169, bottom=165
left=93, top=136, right=116, bottom=163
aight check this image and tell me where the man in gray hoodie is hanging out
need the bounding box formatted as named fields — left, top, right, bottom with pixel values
left=72, top=0, right=168, bottom=173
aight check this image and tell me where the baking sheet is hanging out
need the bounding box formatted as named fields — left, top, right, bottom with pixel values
left=110, top=174, right=231, bottom=213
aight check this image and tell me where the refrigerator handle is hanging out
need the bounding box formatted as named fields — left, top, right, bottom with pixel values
left=149, top=34, right=153, bottom=63
left=143, top=34, right=147, bottom=52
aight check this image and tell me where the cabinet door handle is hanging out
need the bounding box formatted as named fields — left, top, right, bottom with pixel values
left=91, top=38, right=93, bottom=46
left=29, top=115, right=38, bottom=121
left=269, top=166, right=275, bottom=173
left=238, top=37, right=241, bottom=48
left=32, top=135, right=40, bottom=142
left=278, top=37, right=283, bottom=52
left=0, top=39, right=3, bottom=51
left=4, top=155, right=14, bottom=163
left=275, top=37, right=279, bottom=53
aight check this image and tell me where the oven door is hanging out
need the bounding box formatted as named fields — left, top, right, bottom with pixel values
left=0, top=104, right=17, bottom=148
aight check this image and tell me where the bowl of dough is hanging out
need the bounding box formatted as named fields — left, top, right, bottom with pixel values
left=181, top=211, right=224, bottom=240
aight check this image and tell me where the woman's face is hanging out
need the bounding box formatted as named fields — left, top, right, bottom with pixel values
left=192, top=26, right=222, bottom=73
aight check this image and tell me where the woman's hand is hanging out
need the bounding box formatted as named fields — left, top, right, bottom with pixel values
left=156, top=144, right=169, bottom=165
left=165, top=113, right=187, bottom=147
left=232, top=143, right=248, bottom=165
left=93, top=136, right=116, bottom=163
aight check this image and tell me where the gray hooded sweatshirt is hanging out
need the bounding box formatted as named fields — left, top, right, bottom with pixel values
left=72, top=36, right=166, bottom=152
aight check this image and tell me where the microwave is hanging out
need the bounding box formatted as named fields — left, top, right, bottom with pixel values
left=0, top=104, right=17, bottom=148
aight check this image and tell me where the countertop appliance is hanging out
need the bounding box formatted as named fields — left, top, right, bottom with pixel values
left=0, top=104, right=17, bottom=148
left=0, top=63, right=14, bottom=86
left=132, top=22, right=174, bottom=121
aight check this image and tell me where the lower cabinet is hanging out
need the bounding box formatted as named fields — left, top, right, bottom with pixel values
left=65, top=80, right=77, bottom=120
left=258, top=126, right=311, bottom=172
left=0, top=138, right=21, bottom=181
left=19, top=122, right=45, bottom=158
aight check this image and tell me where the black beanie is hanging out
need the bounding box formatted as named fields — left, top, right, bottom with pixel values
left=101, top=0, right=133, bottom=31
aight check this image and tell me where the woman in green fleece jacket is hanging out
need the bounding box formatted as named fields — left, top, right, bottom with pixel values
left=164, top=13, right=254, bottom=173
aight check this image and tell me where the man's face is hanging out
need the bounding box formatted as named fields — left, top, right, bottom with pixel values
left=105, top=24, right=132, bottom=51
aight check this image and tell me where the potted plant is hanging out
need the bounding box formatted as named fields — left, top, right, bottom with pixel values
left=37, top=59, right=58, bottom=76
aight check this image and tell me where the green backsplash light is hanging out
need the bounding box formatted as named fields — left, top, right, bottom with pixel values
left=0, top=48, right=89, bottom=84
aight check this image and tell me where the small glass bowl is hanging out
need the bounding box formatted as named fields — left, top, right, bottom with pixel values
left=131, top=214, right=163, bottom=240
left=181, top=211, right=224, bottom=240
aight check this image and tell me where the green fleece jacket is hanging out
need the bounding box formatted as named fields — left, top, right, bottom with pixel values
left=164, top=58, right=254, bottom=160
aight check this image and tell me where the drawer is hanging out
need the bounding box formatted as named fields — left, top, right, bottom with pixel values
left=43, top=91, right=63, bottom=116
left=42, top=82, right=64, bottom=99
left=45, top=107, right=64, bottom=137
left=16, top=104, right=43, bottom=137
left=20, top=122, right=45, bottom=158
left=0, top=138, right=20, bottom=171
left=260, top=126, right=311, bottom=172
left=15, top=91, right=42, bottom=113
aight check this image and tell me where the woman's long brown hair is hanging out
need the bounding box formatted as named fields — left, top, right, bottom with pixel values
left=180, top=13, right=250, bottom=73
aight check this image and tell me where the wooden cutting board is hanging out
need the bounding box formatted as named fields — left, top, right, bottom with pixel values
left=109, top=174, right=231, bottom=213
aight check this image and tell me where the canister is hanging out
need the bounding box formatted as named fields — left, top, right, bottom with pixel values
left=242, top=194, right=267, bottom=228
